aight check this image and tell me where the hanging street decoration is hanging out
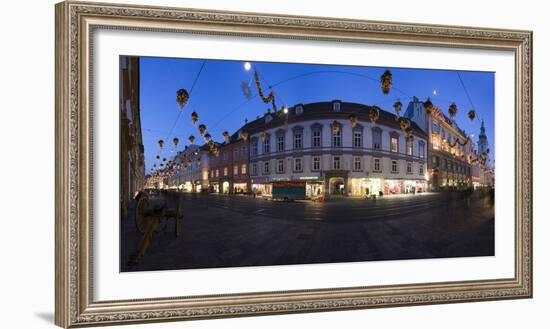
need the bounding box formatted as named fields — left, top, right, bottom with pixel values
left=254, top=69, right=278, bottom=112
left=393, top=101, right=402, bottom=120
left=162, top=158, right=166, bottom=162
left=158, top=139, right=164, bottom=149
left=423, top=98, right=434, bottom=115
left=369, top=107, right=379, bottom=124
left=222, top=131, right=230, bottom=142
left=188, top=135, right=195, bottom=144
left=399, top=117, right=410, bottom=132
left=240, top=131, right=249, bottom=141
left=191, top=111, right=199, bottom=125
left=241, top=81, right=253, bottom=100
left=173, top=137, right=179, bottom=147
left=331, top=121, right=340, bottom=134
left=156, top=155, right=160, bottom=160
left=380, top=70, right=392, bottom=95
left=176, top=88, right=189, bottom=111
left=348, top=114, right=358, bottom=128
left=448, top=103, right=458, bottom=119
left=198, top=124, right=206, bottom=136
left=468, top=110, right=476, bottom=121
left=261, top=131, right=267, bottom=141
left=204, top=133, right=212, bottom=143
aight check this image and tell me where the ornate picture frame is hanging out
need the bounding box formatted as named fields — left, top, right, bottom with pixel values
left=55, top=1, right=532, bottom=327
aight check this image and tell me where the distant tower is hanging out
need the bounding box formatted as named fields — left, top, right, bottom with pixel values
left=477, top=120, right=489, bottom=154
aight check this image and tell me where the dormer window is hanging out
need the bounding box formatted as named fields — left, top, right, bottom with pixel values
left=333, top=102, right=341, bottom=112
left=296, top=105, right=304, bottom=115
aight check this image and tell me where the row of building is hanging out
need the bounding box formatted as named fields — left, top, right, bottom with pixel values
left=146, top=99, right=494, bottom=198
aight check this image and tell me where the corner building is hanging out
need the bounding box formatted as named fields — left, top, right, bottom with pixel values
left=242, top=100, right=429, bottom=198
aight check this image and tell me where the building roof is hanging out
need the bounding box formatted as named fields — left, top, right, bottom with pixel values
left=227, top=100, right=428, bottom=142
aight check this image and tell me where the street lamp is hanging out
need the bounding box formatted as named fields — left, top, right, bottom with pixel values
left=244, top=62, right=251, bottom=71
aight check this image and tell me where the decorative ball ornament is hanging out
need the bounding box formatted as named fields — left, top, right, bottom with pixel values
left=176, top=89, right=189, bottom=111
left=156, top=155, right=160, bottom=160
left=369, top=108, right=380, bottom=124
left=468, top=110, right=476, bottom=121
left=173, top=137, right=179, bottom=147
left=348, top=114, right=358, bottom=128
left=158, top=139, right=164, bottom=149
left=407, top=133, right=414, bottom=143
left=162, top=158, right=166, bottom=162
left=399, top=117, right=410, bottom=131
left=222, top=131, right=230, bottom=142
left=380, top=70, right=392, bottom=95
left=191, top=112, right=199, bottom=125
left=423, top=98, right=434, bottom=115
left=393, top=101, right=403, bottom=120
left=198, top=124, right=206, bottom=136
left=188, top=135, right=195, bottom=144
left=448, top=103, right=458, bottom=118
left=204, top=133, right=212, bottom=143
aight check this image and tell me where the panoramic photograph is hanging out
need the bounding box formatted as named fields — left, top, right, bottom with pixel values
left=119, top=55, right=495, bottom=272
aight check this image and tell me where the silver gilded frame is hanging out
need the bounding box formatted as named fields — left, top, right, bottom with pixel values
left=55, top=1, right=533, bottom=327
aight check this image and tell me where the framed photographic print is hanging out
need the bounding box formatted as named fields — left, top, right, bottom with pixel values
left=55, top=1, right=533, bottom=327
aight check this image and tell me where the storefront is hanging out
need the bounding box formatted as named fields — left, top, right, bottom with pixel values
left=403, top=180, right=427, bottom=193
left=182, top=181, right=193, bottom=192
left=233, top=182, right=248, bottom=194
left=384, top=179, right=404, bottom=195
left=350, top=178, right=383, bottom=197
left=299, top=176, right=324, bottom=199
left=222, top=181, right=230, bottom=194
left=251, top=178, right=272, bottom=196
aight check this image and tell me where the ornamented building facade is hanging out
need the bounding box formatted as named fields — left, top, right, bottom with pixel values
left=241, top=101, right=429, bottom=198
left=208, top=137, right=249, bottom=194
left=169, top=144, right=211, bottom=192
left=405, top=97, right=474, bottom=190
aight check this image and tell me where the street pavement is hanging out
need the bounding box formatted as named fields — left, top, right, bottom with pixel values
left=121, top=191, right=494, bottom=272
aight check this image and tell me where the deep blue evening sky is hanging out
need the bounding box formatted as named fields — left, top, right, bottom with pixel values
left=139, top=57, right=494, bottom=174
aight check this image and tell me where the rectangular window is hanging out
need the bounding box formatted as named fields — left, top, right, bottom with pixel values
left=233, top=148, right=238, bottom=160
left=312, top=156, right=321, bottom=171
left=263, top=138, right=270, bottom=153
left=277, top=135, right=285, bottom=152
left=373, top=158, right=381, bottom=172
left=223, top=151, right=228, bottom=161
left=241, top=164, right=247, bottom=175
left=353, top=131, right=362, bottom=148
left=391, top=136, right=398, bottom=153
left=391, top=160, right=398, bottom=173
left=215, top=169, right=219, bottom=177
left=419, top=141, right=425, bottom=158
left=312, top=130, right=321, bottom=148
left=294, top=133, right=303, bottom=149
left=407, top=140, right=413, bottom=156
left=333, top=156, right=341, bottom=170
left=277, top=159, right=285, bottom=173
left=373, top=130, right=382, bottom=150
left=223, top=167, right=228, bottom=176
left=263, top=161, right=270, bottom=174
left=251, top=163, right=257, bottom=176
left=419, top=165, right=424, bottom=175
left=332, top=130, right=342, bottom=147
left=233, top=165, right=238, bottom=175
left=354, top=156, right=362, bottom=171
left=294, top=158, right=302, bottom=172
left=251, top=141, right=258, bottom=156
left=407, top=162, right=412, bottom=174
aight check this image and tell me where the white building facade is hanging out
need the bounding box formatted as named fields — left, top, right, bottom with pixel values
left=169, top=144, right=210, bottom=192
left=247, top=101, right=428, bottom=198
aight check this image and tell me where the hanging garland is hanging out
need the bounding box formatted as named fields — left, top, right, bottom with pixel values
left=448, top=103, right=458, bottom=119
left=176, top=89, right=189, bottom=111
left=393, top=101, right=402, bottom=120
left=380, top=70, right=392, bottom=95
left=369, top=107, right=379, bottom=124
left=254, top=69, right=278, bottom=112
left=348, top=114, right=358, bottom=128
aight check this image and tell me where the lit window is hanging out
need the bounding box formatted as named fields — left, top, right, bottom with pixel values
left=223, top=167, right=228, bottom=176
left=233, top=165, right=238, bottom=175
left=391, top=136, right=398, bottom=153
left=215, top=169, right=219, bottom=177
left=407, top=139, right=413, bottom=156
left=241, top=164, right=247, bottom=175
